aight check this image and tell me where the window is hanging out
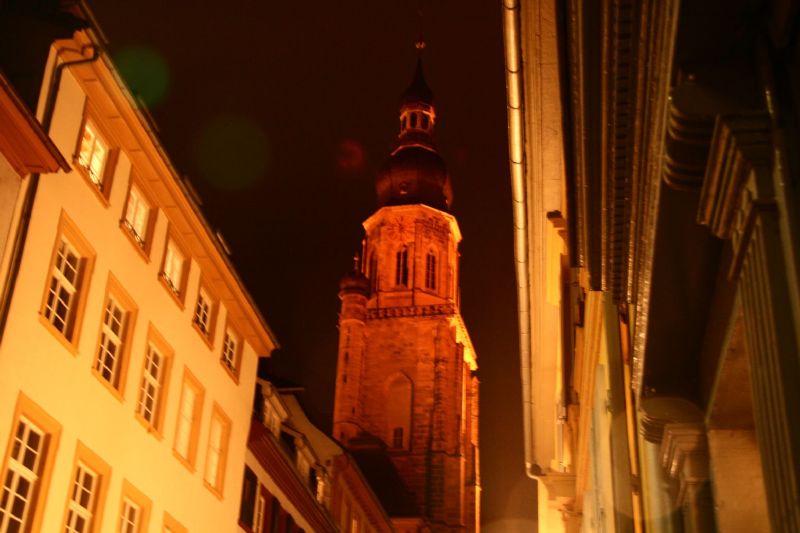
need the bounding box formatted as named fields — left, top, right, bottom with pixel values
left=193, top=286, right=217, bottom=341
left=0, top=418, right=45, bottom=532
left=160, top=237, right=187, bottom=301
left=119, top=499, right=139, bottom=533
left=122, top=183, right=153, bottom=250
left=395, top=247, right=409, bottom=287
left=221, top=327, right=241, bottom=378
left=239, top=467, right=257, bottom=528
left=93, top=275, right=137, bottom=395
left=173, top=369, right=204, bottom=468
left=269, top=499, right=281, bottom=533
left=44, top=237, right=81, bottom=335
left=41, top=214, right=95, bottom=347
left=137, top=345, right=164, bottom=426
left=0, top=394, right=61, bottom=533
left=135, top=326, right=173, bottom=434
left=204, top=404, right=231, bottom=496
left=63, top=444, right=110, bottom=533
left=253, top=492, right=266, bottom=533
left=117, top=481, right=150, bottom=533
left=425, top=251, right=436, bottom=290
left=77, top=120, right=109, bottom=190
left=65, top=463, right=97, bottom=533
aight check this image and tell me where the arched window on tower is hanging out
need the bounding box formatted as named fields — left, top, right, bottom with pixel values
left=425, top=250, right=436, bottom=290
left=395, top=247, right=409, bottom=287
left=368, top=251, right=378, bottom=292
left=386, top=374, right=412, bottom=449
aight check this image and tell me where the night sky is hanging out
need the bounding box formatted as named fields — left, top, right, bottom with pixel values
left=89, top=1, right=536, bottom=529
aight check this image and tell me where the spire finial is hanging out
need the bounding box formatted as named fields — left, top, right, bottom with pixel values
left=415, top=1, right=426, bottom=55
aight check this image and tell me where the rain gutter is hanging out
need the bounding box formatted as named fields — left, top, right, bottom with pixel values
left=502, top=0, right=543, bottom=479
left=0, top=42, right=100, bottom=342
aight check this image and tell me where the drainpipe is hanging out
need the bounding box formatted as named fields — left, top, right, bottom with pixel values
left=502, top=0, right=542, bottom=479
left=0, top=43, right=100, bottom=342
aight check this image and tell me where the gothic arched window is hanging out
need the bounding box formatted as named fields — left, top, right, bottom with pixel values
left=425, top=251, right=436, bottom=290
left=395, top=247, right=409, bottom=287
left=386, top=374, right=412, bottom=449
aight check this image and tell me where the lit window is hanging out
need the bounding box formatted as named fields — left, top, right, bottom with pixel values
left=221, top=329, right=239, bottom=373
left=425, top=251, right=436, bottom=290
left=173, top=371, right=203, bottom=467
left=0, top=417, right=45, bottom=532
left=137, top=344, right=165, bottom=428
left=119, top=498, right=140, bottom=533
left=95, top=295, right=127, bottom=389
left=123, top=185, right=150, bottom=247
left=395, top=247, right=409, bottom=287
left=204, top=406, right=231, bottom=494
left=44, top=237, right=83, bottom=337
left=77, top=120, right=108, bottom=188
left=161, top=240, right=184, bottom=296
left=193, top=288, right=212, bottom=335
left=65, top=462, right=98, bottom=533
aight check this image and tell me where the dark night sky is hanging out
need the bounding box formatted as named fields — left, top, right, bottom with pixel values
left=89, top=1, right=536, bottom=529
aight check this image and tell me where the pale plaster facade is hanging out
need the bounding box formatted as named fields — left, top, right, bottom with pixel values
left=0, top=29, right=277, bottom=533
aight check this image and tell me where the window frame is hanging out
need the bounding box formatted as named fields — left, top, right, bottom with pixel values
left=0, top=392, right=62, bottom=533
left=92, top=273, right=138, bottom=400
left=238, top=466, right=258, bottom=529
left=395, top=246, right=409, bottom=287
left=120, top=177, right=157, bottom=259
left=158, top=232, right=189, bottom=307
left=134, top=324, right=174, bottom=438
left=424, top=250, right=437, bottom=291
left=162, top=512, right=187, bottom=533
left=172, top=367, right=205, bottom=471
left=203, top=403, right=231, bottom=498
left=61, top=442, right=111, bottom=533
left=74, top=112, right=117, bottom=204
left=39, top=211, right=96, bottom=353
left=220, top=322, right=243, bottom=382
left=117, top=480, right=151, bottom=533
left=192, top=281, right=218, bottom=346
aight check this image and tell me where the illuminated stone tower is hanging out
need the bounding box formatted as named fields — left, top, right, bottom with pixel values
left=333, top=59, right=480, bottom=532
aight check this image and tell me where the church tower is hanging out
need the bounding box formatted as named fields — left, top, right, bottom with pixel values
left=333, top=58, right=480, bottom=532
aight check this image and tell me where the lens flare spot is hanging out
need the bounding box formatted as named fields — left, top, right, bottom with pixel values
left=336, top=138, right=367, bottom=175
left=114, top=45, right=170, bottom=107
left=195, top=115, right=270, bottom=190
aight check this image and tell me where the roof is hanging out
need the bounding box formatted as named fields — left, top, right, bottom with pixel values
left=401, top=58, right=433, bottom=106
left=348, top=435, right=419, bottom=518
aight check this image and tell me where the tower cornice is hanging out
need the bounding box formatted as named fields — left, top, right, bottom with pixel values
left=362, top=204, right=462, bottom=243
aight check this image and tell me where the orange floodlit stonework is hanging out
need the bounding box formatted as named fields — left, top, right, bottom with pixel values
left=333, top=59, right=480, bottom=533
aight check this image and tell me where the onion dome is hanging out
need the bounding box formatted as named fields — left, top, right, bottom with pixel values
left=375, top=58, right=453, bottom=212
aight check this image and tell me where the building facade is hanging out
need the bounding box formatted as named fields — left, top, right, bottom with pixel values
left=240, top=379, right=396, bottom=533
left=0, top=17, right=279, bottom=533
left=332, top=61, right=480, bottom=533
left=504, top=0, right=800, bottom=531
